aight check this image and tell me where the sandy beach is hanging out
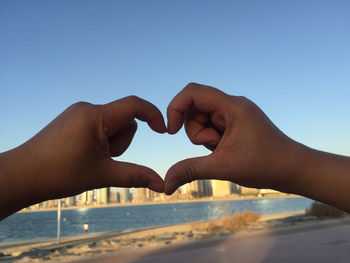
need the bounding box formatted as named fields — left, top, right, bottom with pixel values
left=0, top=210, right=339, bottom=263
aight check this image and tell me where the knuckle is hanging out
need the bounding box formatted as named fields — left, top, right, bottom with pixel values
left=184, top=82, right=217, bottom=95
left=70, top=101, right=92, bottom=109
left=123, top=96, right=147, bottom=112
left=186, top=82, right=198, bottom=87
left=236, top=95, right=250, bottom=104
left=125, top=95, right=143, bottom=104
left=181, top=162, right=198, bottom=183
left=68, top=101, right=100, bottom=124
left=184, top=82, right=199, bottom=92
left=68, top=101, right=94, bottom=116
left=235, top=96, right=254, bottom=111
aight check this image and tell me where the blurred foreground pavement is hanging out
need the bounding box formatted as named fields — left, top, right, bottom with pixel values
left=66, top=218, right=350, bottom=263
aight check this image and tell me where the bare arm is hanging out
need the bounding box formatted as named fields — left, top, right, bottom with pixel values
left=0, top=96, right=166, bottom=220
left=165, top=83, right=350, bottom=213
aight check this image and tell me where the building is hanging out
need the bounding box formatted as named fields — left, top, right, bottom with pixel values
left=231, top=183, right=241, bottom=194
left=199, top=180, right=212, bottom=197
left=110, top=190, right=120, bottom=203
left=121, top=188, right=132, bottom=203
left=135, top=188, right=147, bottom=202
left=183, top=180, right=212, bottom=198
left=69, top=196, right=77, bottom=206
left=182, top=181, right=198, bottom=196
left=62, top=196, right=76, bottom=207
left=135, top=188, right=156, bottom=202
left=98, top=187, right=110, bottom=204
left=240, top=186, right=260, bottom=195
left=145, top=188, right=155, bottom=200
left=76, top=193, right=85, bottom=206
left=79, top=190, right=95, bottom=205
left=44, top=199, right=57, bottom=208
left=211, top=180, right=232, bottom=197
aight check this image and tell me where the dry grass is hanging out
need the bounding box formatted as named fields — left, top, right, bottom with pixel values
left=305, top=202, right=344, bottom=218
left=190, top=210, right=261, bottom=233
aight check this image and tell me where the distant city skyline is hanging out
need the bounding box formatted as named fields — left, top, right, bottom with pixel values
left=33, top=180, right=273, bottom=210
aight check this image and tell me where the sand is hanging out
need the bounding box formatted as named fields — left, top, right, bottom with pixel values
left=0, top=211, right=332, bottom=263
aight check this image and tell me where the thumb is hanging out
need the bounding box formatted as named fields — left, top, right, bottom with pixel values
left=104, top=159, right=164, bottom=193
left=164, top=156, right=218, bottom=195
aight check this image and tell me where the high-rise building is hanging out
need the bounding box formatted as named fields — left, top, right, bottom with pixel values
left=62, top=196, right=77, bottom=207
left=231, top=183, right=241, bottom=194
left=88, top=190, right=95, bottom=204
left=211, top=180, right=232, bottom=197
left=121, top=188, right=132, bottom=203
left=135, top=188, right=147, bottom=202
left=45, top=199, right=56, bottom=208
left=98, top=187, right=110, bottom=204
left=76, top=192, right=86, bottom=206
left=183, top=181, right=199, bottom=196
left=183, top=180, right=212, bottom=198
left=134, top=188, right=156, bottom=202
left=199, top=180, right=212, bottom=197
left=81, top=190, right=95, bottom=205
left=115, top=192, right=121, bottom=203
left=110, top=190, right=120, bottom=203
left=69, top=196, right=77, bottom=206
left=81, top=192, right=87, bottom=204
left=145, top=188, right=154, bottom=200
left=183, top=182, right=196, bottom=194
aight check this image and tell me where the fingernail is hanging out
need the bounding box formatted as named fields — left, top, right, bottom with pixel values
left=166, top=180, right=180, bottom=195
left=148, top=183, right=164, bottom=193
left=158, top=125, right=167, bottom=134
left=166, top=124, right=175, bottom=135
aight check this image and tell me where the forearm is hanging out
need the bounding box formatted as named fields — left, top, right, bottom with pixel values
left=0, top=152, right=17, bottom=220
left=0, top=144, right=42, bottom=220
left=284, top=145, right=350, bottom=213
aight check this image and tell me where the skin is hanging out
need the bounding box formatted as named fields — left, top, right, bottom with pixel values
left=1, top=83, right=350, bottom=220
left=165, top=83, right=350, bottom=213
left=0, top=96, right=166, bottom=220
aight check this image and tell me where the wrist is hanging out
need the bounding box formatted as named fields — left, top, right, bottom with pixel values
left=0, top=150, right=22, bottom=219
left=0, top=143, right=44, bottom=218
left=292, top=147, right=350, bottom=211
left=277, top=141, right=335, bottom=198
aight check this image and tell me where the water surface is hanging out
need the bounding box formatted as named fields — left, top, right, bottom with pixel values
left=0, top=197, right=313, bottom=243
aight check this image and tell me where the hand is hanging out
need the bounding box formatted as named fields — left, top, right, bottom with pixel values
left=0, top=96, right=166, bottom=218
left=164, top=83, right=306, bottom=195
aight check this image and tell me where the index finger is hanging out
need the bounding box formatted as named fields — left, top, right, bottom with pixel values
left=167, top=83, right=228, bottom=134
left=101, top=96, right=166, bottom=137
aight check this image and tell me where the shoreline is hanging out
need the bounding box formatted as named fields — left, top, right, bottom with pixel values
left=1, top=210, right=304, bottom=248
left=19, top=193, right=300, bottom=214
left=2, top=210, right=333, bottom=263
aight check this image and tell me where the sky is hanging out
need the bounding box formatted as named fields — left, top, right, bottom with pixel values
left=1, top=0, right=350, bottom=180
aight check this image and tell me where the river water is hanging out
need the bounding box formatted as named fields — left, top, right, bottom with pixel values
left=0, top=197, right=313, bottom=243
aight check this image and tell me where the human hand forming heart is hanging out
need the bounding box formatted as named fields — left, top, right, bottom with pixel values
left=0, top=96, right=167, bottom=219
left=164, top=83, right=307, bottom=196
left=4, top=82, right=349, bottom=221
left=0, top=83, right=307, bottom=220
left=164, top=83, right=350, bottom=214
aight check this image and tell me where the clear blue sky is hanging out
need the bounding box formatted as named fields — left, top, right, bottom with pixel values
left=1, top=0, right=350, bottom=179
